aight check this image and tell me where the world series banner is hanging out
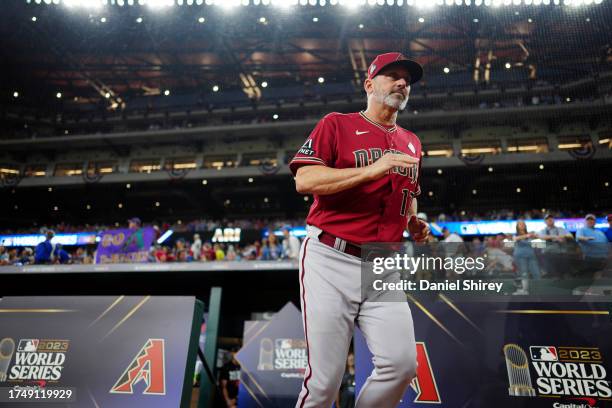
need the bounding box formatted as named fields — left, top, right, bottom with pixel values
left=355, top=298, right=612, bottom=408
left=236, top=302, right=306, bottom=408
left=0, top=296, right=202, bottom=407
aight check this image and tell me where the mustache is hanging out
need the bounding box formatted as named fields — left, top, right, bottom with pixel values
left=390, top=89, right=408, bottom=98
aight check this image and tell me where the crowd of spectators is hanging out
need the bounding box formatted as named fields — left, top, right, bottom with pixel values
left=0, top=210, right=594, bottom=236
left=1, top=213, right=610, bottom=277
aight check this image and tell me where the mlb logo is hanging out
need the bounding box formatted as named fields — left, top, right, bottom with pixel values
left=17, top=339, right=39, bottom=352
left=529, top=346, right=557, bottom=361
left=276, top=339, right=292, bottom=349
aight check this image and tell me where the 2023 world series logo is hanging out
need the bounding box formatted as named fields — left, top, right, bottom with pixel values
left=0, top=338, right=69, bottom=382
left=504, top=344, right=611, bottom=407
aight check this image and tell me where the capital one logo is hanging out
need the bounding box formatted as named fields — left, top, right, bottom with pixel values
left=410, top=342, right=442, bottom=403
left=110, top=339, right=166, bottom=395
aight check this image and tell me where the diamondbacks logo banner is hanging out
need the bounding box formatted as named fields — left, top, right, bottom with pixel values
left=110, top=339, right=166, bottom=395
left=0, top=296, right=202, bottom=408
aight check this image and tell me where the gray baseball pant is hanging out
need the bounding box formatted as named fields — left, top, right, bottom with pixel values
left=295, top=225, right=417, bottom=408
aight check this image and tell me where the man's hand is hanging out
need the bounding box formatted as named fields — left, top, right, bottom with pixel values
left=364, top=153, right=420, bottom=181
left=408, top=215, right=429, bottom=242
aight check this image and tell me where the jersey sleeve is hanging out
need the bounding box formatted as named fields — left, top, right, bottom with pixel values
left=413, top=156, right=422, bottom=197
left=289, top=115, right=337, bottom=176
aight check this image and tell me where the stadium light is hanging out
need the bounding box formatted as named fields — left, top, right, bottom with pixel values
left=56, top=92, right=62, bottom=98
left=221, top=0, right=242, bottom=9
left=136, top=16, right=143, bottom=22
left=13, top=91, right=19, bottom=98
left=147, top=0, right=174, bottom=9
left=62, top=0, right=105, bottom=9
left=198, top=16, right=205, bottom=23
left=26, top=0, right=610, bottom=8
left=212, top=85, right=219, bottom=92
left=414, top=0, right=435, bottom=8
left=340, top=0, right=365, bottom=9
left=261, top=81, right=268, bottom=87
left=318, top=77, right=325, bottom=83
left=31, top=16, right=37, bottom=21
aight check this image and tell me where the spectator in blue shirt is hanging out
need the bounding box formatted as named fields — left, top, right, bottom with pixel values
left=605, top=214, right=612, bottom=243
left=513, top=220, right=541, bottom=294
left=538, top=214, right=575, bottom=277
left=53, top=244, right=71, bottom=264
left=34, top=230, right=55, bottom=264
left=576, top=214, right=608, bottom=276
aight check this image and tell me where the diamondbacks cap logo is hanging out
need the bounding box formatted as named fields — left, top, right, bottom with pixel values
left=410, top=342, right=442, bottom=403
left=110, top=339, right=166, bottom=395
left=370, top=64, right=376, bottom=75
left=0, top=338, right=16, bottom=382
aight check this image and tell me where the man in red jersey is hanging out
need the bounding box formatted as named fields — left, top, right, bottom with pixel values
left=290, top=52, right=429, bottom=408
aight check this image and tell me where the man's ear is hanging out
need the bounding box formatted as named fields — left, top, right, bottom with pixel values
left=364, top=78, right=374, bottom=95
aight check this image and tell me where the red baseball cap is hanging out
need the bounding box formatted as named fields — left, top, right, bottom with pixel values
left=367, top=52, right=423, bottom=84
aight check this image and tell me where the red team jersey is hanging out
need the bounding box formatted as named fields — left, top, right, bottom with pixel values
left=290, top=111, right=422, bottom=244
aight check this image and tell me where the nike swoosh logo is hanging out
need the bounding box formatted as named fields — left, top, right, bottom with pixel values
left=355, top=130, right=369, bottom=135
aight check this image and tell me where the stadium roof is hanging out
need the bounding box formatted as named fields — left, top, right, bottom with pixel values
left=2, top=0, right=611, bottom=115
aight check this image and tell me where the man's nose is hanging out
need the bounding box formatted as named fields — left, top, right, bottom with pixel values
left=396, top=78, right=407, bottom=88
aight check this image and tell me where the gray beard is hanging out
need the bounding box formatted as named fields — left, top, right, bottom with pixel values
left=374, top=91, right=409, bottom=111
